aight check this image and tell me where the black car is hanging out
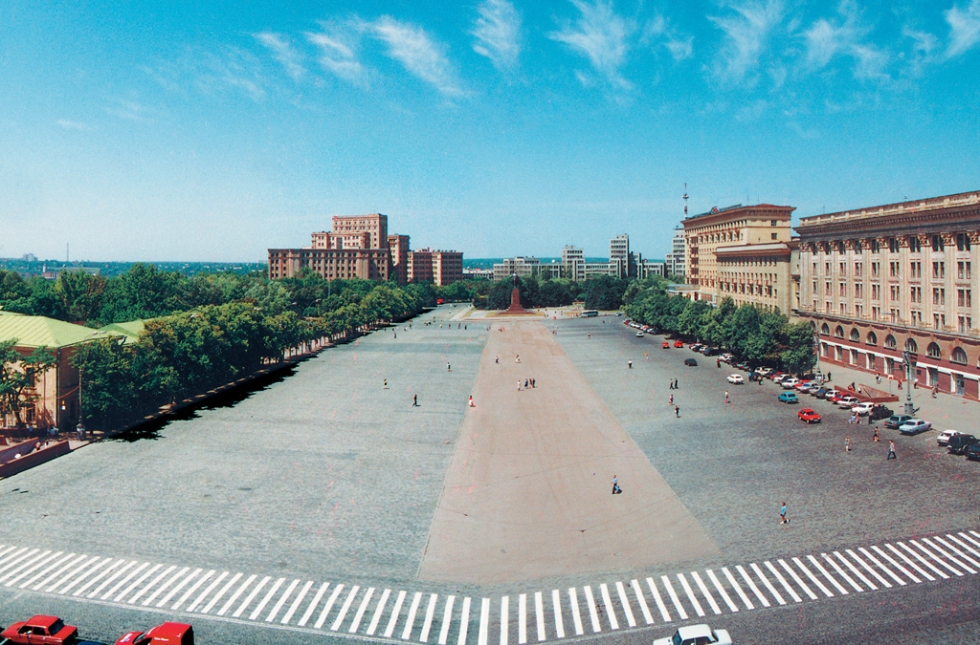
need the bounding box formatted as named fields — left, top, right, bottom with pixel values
left=884, top=414, right=913, bottom=429
left=684, top=358, right=698, bottom=366
left=869, top=405, right=893, bottom=421
left=948, top=434, right=979, bottom=455
left=811, top=387, right=828, bottom=398
left=965, top=442, right=980, bottom=461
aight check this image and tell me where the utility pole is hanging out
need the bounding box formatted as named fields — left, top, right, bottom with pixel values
left=903, top=349, right=918, bottom=416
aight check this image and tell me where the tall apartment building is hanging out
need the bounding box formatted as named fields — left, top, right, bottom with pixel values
left=682, top=203, right=798, bottom=313
left=408, top=249, right=463, bottom=286
left=610, top=234, right=632, bottom=278
left=493, top=257, right=541, bottom=282
left=665, top=226, right=686, bottom=277
left=388, top=235, right=410, bottom=285
left=795, top=190, right=980, bottom=398
left=561, top=246, right=585, bottom=281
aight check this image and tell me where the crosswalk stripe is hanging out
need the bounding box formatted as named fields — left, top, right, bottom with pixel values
left=498, top=595, right=509, bottom=645
left=961, top=532, right=980, bottom=551
left=630, top=579, right=654, bottom=624
left=948, top=534, right=980, bottom=560
left=186, top=571, right=226, bottom=612
left=51, top=555, right=102, bottom=594
left=792, top=558, right=831, bottom=598
left=806, top=555, right=847, bottom=595
left=129, top=564, right=176, bottom=604
left=735, top=566, right=767, bottom=608
left=76, top=559, right=128, bottom=598
left=315, top=583, right=346, bottom=630
left=833, top=552, right=875, bottom=589
left=28, top=552, right=78, bottom=591
left=660, top=575, right=688, bottom=619
left=885, top=544, right=932, bottom=581
left=249, top=577, right=284, bottom=621
left=233, top=574, right=270, bottom=618
left=39, top=553, right=89, bottom=592
left=331, top=584, right=360, bottom=632
left=101, top=562, right=147, bottom=601
left=551, top=590, right=564, bottom=640
left=365, top=588, right=390, bottom=635
left=896, top=542, right=946, bottom=579
left=438, top=594, right=455, bottom=645
left=267, top=579, right=300, bottom=623
left=721, top=567, right=753, bottom=610
left=705, top=570, right=737, bottom=612
left=157, top=567, right=201, bottom=608
left=458, top=597, right=471, bottom=645
left=5, top=551, right=60, bottom=587
left=142, top=566, right=188, bottom=606
left=676, top=574, right=704, bottom=617
left=518, top=593, right=527, bottom=644
left=281, top=580, right=313, bottom=625
left=846, top=549, right=890, bottom=588
left=821, top=553, right=861, bottom=592
left=763, top=561, right=799, bottom=603
left=690, top=572, right=721, bottom=615
left=750, top=563, right=785, bottom=605
left=909, top=540, right=961, bottom=576
left=0, top=546, right=19, bottom=563
left=615, top=581, right=636, bottom=627
left=69, top=557, right=115, bottom=595
left=871, top=547, right=918, bottom=584
left=647, top=577, right=671, bottom=621
left=115, top=563, right=162, bottom=602
left=477, top=597, right=490, bottom=645
left=0, top=549, right=48, bottom=584
left=420, top=593, right=438, bottom=642
left=858, top=548, right=905, bottom=586
left=385, top=589, right=405, bottom=638
left=582, top=586, right=600, bottom=633
left=404, top=591, right=424, bottom=641
left=930, top=537, right=980, bottom=571
left=201, top=572, right=239, bottom=614
left=598, top=583, right=618, bottom=629
left=348, top=587, right=374, bottom=634
left=534, top=591, right=545, bottom=641
left=214, top=573, right=252, bottom=616
left=0, top=548, right=34, bottom=578
left=778, top=559, right=816, bottom=599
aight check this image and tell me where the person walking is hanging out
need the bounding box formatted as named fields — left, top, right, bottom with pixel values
left=611, top=475, right=621, bottom=495
left=845, top=436, right=851, bottom=452
left=383, top=379, right=388, bottom=389
left=725, top=390, right=730, bottom=404
left=669, top=393, right=674, bottom=405
left=495, top=355, right=499, bottom=364
left=675, top=378, right=679, bottom=389
left=780, top=502, right=789, bottom=524
left=669, top=380, right=674, bottom=390
left=447, top=362, right=451, bottom=372
left=413, top=394, right=419, bottom=407
left=468, top=396, right=475, bottom=407
left=674, top=405, right=680, bottom=418
left=628, top=360, right=633, bottom=369
left=517, top=380, right=522, bottom=392
left=873, top=426, right=880, bottom=442
left=887, top=440, right=897, bottom=459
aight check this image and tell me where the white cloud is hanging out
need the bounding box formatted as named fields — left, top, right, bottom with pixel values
left=549, top=0, right=635, bottom=90
left=709, top=0, right=785, bottom=86
left=800, top=2, right=891, bottom=83
left=472, top=0, right=522, bottom=71
left=196, top=47, right=267, bottom=101
left=56, top=119, right=92, bottom=131
left=902, top=26, right=938, bottom=75
left=306, top=24, right=369, bottom=87
left=366, top=16, right=465, bottom=97
left=105, top=100, right=152, bottom=122
left=945, top=0, right=980, bottom=58
left=643, top=14, right=694, bottom=62
left=254, top=32, right=306, bottom=81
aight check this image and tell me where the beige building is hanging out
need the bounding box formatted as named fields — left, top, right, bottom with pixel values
left=795, top=190, right=980, bottom=398
left=683, top=203, right=798, bottom=313
left=270, top=214, right=397, bottom=282
left=408, top=249, right=463, bottom=286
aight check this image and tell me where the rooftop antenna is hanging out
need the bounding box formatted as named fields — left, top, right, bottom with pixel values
left=683, top=183, right=689, bottom=217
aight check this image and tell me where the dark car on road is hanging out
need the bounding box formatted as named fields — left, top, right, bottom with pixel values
left=869, top=405, right=893, bottom=421
left=811, top=387, right=828, bottom=398
left=884, top=414, right=913, bottom=429
left=684, top=358, right=698, bottom=366
left=965, top=442, right=980, bottom=461
left=948, top=434, right=979, bottom=455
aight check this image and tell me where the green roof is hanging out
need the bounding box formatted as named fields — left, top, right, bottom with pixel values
left=0, top=311, right=100, bottom=349
left=97, top=320, right=150, bottom=344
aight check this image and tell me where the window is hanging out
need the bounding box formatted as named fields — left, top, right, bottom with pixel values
left=850, top=328, right=860, bottom=341
left=910, top=286, right=921, bottom=303
left=870, top=239, right=880, bottom=253
left=855, top=283, right=864, bottom=298
left=872, top=306, right=880, bottom=320
left=890, top=285, right=901, bottom=301
left=872, top=284, right=881, bottom=300
left=910, top=261, right=921, bottom=278
left=927, top=342, right=942, bottom=359
left=957, top=233, right=971, bottom=251
left=934, top=313, right=946, bottom=329
left=771, top=220, right=777, bottom=226
left=855, top=304, right=863, bottom=317
left=958, top=261, right=971, bottom=279
left=867, top=331, right=878, bottom=345
left=825, top=281, right=831, bottom=295
left=932, top=235, right=944, bottom=252
left=888, top=238, right=899, bottom=253
left=933, top=261, right=945, bottom=278
left=835, top=325, right=845, bottom=338
left=933, top=288, right=945, bottom=305
left=855, top=262, right=863, bottom=276
left=952, top=347, right=968, bottom=364
left=958, top=316, right=972, bottom=333
left=821, top=323, right=830, bottom=335
left=771, top=232, right=778, bottom=240
left=871, top=261, right=880, bottom=277
left=905, top=338, right=918, bottom=353
left=885, top=334, right=897, bottom=349
left=855, top=240, right=863, bottom=253
left=909, top=236, right=921, bottom=252
left=839, top=282, right=847, bottom=296
left=958, top=289, right=972, bottom=307
left=890, top=261, right=900, bottom=277
left=839, top=262, right=847, bottom=275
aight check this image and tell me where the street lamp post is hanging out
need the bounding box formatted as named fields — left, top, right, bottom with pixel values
left=903, top=350, right=918, bottom=416
left=76, top=368, right=86, bottom=440
left=813, top=329, right=823, bottom=383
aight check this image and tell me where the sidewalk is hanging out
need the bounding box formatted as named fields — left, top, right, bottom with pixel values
left=816, top=359, right=978, bottom=432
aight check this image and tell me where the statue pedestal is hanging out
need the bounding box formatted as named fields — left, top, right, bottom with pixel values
left=503, top=287, right=529, bottom=315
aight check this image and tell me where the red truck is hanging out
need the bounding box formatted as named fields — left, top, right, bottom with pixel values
left=114, top=623, right=193, bottom=645
left=1, top=615, right=78, bottom=645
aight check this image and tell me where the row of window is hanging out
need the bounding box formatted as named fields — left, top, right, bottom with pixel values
left=819, top=323, right=970, bottom=362
left=813, top=282, right=973, bottom=306
left=813, top=261, right=972, bottom=279
left=808, top=233, right=973, bottom=255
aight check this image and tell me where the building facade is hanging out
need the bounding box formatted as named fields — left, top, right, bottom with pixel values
left=561, top=246, right=585, bottom=281
left=795, top=190, right=980, bottom=398
left=268, top=247, right=392, bottom=281
left=609, top=234, right=631, bottom=278
left=665, top=226, right=686, bottom=277
left=493, top=257, right=542, bottom=282
left=387, top=235, right=410, bottom=285
left=408, top=249, right=463, bottom=286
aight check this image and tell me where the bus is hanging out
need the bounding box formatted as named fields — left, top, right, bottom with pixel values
left=581, top=310, right=598, bottom=318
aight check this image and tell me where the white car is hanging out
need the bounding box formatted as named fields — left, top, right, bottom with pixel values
left=653, top=624, right=733, bottom=645
left=837, top=396, right=860, bottom=409
left=755, top=367, right=773, bottom=376
left=851, top=401, right=875, bottom=416
left=781, top=377, right=800, bottom=389
left=727, top=374, right=744, bottom=384
left=937, top=430, right=963, bottom=446
left=636, top=331, right=644, bottom=337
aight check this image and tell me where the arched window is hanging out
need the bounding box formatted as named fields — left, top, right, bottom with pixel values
left=867, top=332, right=878, bottom=345
left=905, top=338, right=918, bottom=353
left=850, top=328, right=860, bottom=341
left=927, top=342, right=942, bottom=359
left=821, top=323, right=830, bottom=335
left=952, top=347, right=968, bottom=365
left=885, top=334, right=897, bottom=349
left=835, top=325, right=845, bottom=338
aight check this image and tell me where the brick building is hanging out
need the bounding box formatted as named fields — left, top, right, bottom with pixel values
left=409, top=249, right=463, bottom=286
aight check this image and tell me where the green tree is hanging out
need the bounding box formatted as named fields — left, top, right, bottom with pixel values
left=0, top=341, right=57, bottom=428
left=782, top=321, right=817, bottom=376
left=54, top=270, right=108, bottom=323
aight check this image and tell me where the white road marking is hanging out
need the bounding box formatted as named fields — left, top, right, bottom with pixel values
left=750, top=562, right=785, bottom=605
left=806, top=555, right=847, bottom=595
left=28, top=553, right=79, bottom=591
left=598, top=583, right=618, bottom=629
left=615, top=581, right=636, bottom=627
left=660, top=575, right=687, bottom=620
left=203, top=572, right=241, bottom=615
left=961, top=532, right=980, bottom=551
left=97, top=560, right=143, bottom=601
left=690, top=572, right=721, bottom=615
left=232, top=575, right=270, bottom=618
left=348, top=586, right=374, bottom=634
left=403, top=591, right=424, bottom=641
left=551, top=590, right=565, bottom=639
left=791, top=558, right=831, bottom=598
left=518, top=593, right=527, bottom=644
left=5, top=551, right=61, bottom=587
left=722, top=567, right=753, bottom=610
left=267, top=579, right=300, bottom=623
left=156, top=567, right=201, bottom=608
left=0, top=549, right=49, bottom=584
left=534, top=591, right=546, bottom=641
left=928, top=537, right=979, bottom=572
left=76, top=559, right=129, bottom=598
left=52, top=556, right=104, bottom=595
left=315, top=583, right=346, bottom=630
left=128, top=564, right=176, bottom=605
left=676, top=573, right=704, bottom=617
left=366, top=588, right=390, bottom=636
left=115, top=563, right=162, bottom=603
left=630, top=579, right=654, bottom=624
left=249, top=577, right=285, bottom=622
left=477, top=597, right=490, bottom=645
left=777, top=559, right=815, bottom=600
left=872, top=546, right=919, bottom=584
left=821, top=553, right=861, bottom=592
left=192, top=571, right=233, bottom=613
left=764, top=561, right=801, bottom=603
left=846, top=549, right=891, bottom=588
left=438, top=594, right=455, bottom=645
left=331, top=584, right=360, bottom=631
left=142, top=566, right=189, bottom=606
left=458, top=596, right=471, bottom=645
left=282, top=580, right=314, bottom=625
left=567, top=587, right=583, bottom=636
left=908, top=540, right=961, bottom=576
left=735, top=566, right=767, bottom=608
left=896, top=542, right=946, bottom=579
left=0, top=548, right=35, bottom=578
left=385, top=590, right=408, bottom=638
left=832, top=552, right=875, bottom=589
left=582, top=586, right=600, bottom=633
left=948, top=534, right=980, bottom=560
left=498, top=595, right=509, bottom=645
left=420, top=593, right=438, bottom=642
left=858, top=548, right=905, bottom=586
left=38, top=553, right=90, bottom=592
left=647, top=577, right=671, bottom=621
left=705, top=570, right=738, bottom=612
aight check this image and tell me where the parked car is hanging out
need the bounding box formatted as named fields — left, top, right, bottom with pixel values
left=720, top=353, right=734, bottom=363
left=965, top=443, right=980, bottom=461
left=727, top=374, right=744, bottom=384
left=898, top=418, right=932, bottom=435
left=947, top=434, right=978, bottom=455
left=869, top=404, right=893, bottom=421
left=771, top=373, right=787, bottom=383
left=778, top=391, right=799, bottom=403
left=636, top=331, right=645, bottom=337
left=674, top=340, right=684, bottom=348
left=684, top=358, right=698, bottom=366
left=937, top=430, right=963, bottom=446
left=735, top=362, right=750, bottom=371
left=653, top=624, right=732, bottom=645
left=884, top=414, right=913, bottom=429
left=837, top=396, right=860, bottom=409
left=794, top=381, right=814, bottom=392
left=811, top=387, right=828, bottom=398
left=662, top=341, right=670, bottom=349
left=702, top=346, right=720, bottom=356
left=851, top=402, right=875, bottom=416
left=1, top=615, right=78, bottom=645
left=755, top=367, right=773, bottom=376
left=781, top=377, right=800, bottom=389
left=690, top=343, right=703, bottom=352
left=798, top=408, right=822, bottom=423
left=115, top=623, right=194, bottom=645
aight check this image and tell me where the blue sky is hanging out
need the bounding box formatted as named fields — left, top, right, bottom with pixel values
left=1, top=1, right=979, bottom=263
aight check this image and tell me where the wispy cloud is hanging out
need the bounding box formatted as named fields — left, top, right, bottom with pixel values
left=945, top=0, right=980, bottom=58
left=472, top=0, right=522, bottom=71
left=254, top=32, right=306, bottom=81
left=642, top=14, right=693, bottom=62
left=56, top=119, right=93, bottom=131
left=549, top=0, right=635, bottom=90
left=196, top=47, right=267, bottom=101
left=306, top=22, right=369, bottom=87
left=365, top=16, right=465, bottom=97
left=709, top=0, right=785, bottom=86
left=801, top=3, right=890, bottom=83
left=105, top=100, right=153, bottom=122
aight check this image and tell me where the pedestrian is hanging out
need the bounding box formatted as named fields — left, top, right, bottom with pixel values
left=674, top=405, right=680, bottom=418
left=675, top=378, right=679, bottom=389
left=827, top=371, right=832, bottom=381
left=645, top=352, right=649, bottom=360
left=855, top=414, right=861, bottom=425
left=524, top=379, right=529, bottom=389
left=383, top=379, right=388, bottom=389
left=517, top=380, right=522, bottom=391
left=447, top=362, right=451, bottom=372
left=468, top=396, right=475, bottom=407
left=932, top=385, right=938, bottom=398
left=669, top=393, right=674, bottom=405
left=873, top=426, right=879, bottom=442
left=725, top=390, right=730, bottom=404
left=516, top=354, right=521, bottom=363
left=669, top=380, right=674, bottom=390
left=845, top=436, right=851, bottom=452
left=531, top=378, right=536, bottom=388
left=628, top=360, right=633, bottom=369
left=876, top=374, right=881, bottom=384
left=611, top=475, right=621, bottom=495
left=495, top=355, right=499, bottom=364
left=887, top=440, right=897, bottom=459
left=780, top=502, right=789, bottom=524
left=413, top=394, right=419, bottom=407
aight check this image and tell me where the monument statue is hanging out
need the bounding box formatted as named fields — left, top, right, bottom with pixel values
left=503, top=273, right=529, bottom=314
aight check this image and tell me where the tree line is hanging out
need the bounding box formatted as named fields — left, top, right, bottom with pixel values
left=622, top=278, right=817, bottom=375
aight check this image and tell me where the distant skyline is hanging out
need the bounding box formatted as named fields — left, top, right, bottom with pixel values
left=2, top=1, right=979, bottom=263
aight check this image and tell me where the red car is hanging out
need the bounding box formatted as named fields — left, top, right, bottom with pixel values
left=825, top=390, right=845, bottom=403
left=1, top=615, right=78, bottom=645
left=673, top=340, right=684, bottom=348
left=115, top=622, right=194, bottom=645
left=662, top=341, right=670, bottom=348
left=798, top=408, right=822, bottom=423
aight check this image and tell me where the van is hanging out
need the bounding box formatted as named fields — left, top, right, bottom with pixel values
left=947, top=434, right=978, bottom=455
